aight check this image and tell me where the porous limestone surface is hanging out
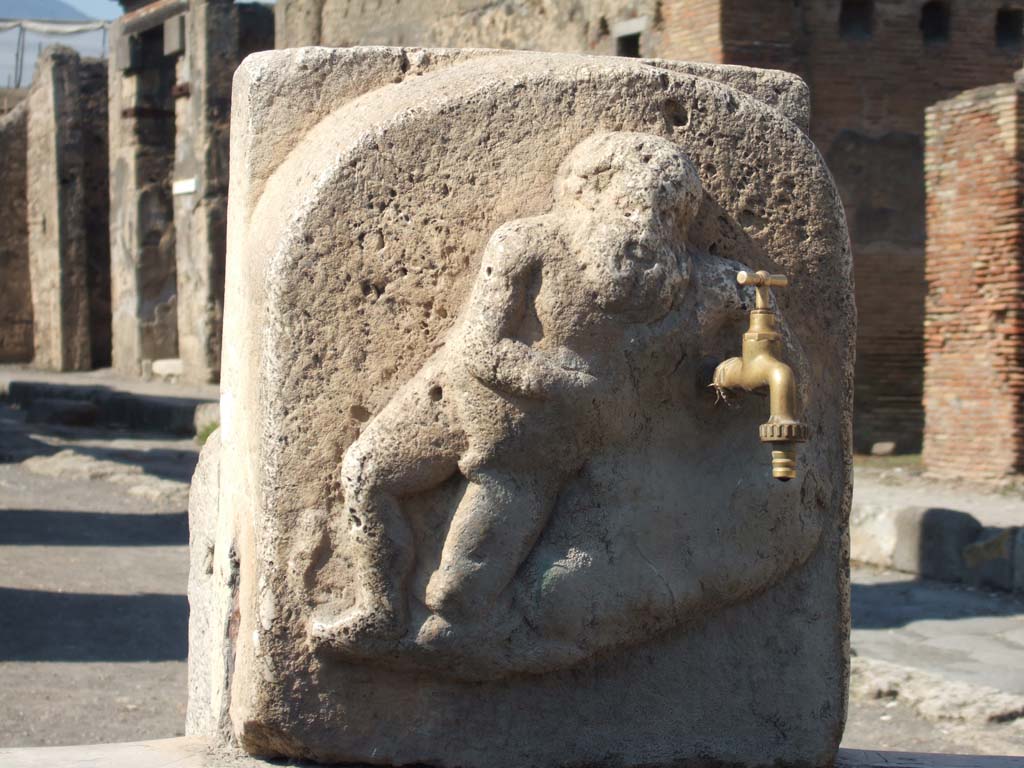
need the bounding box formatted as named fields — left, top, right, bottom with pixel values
left=198, top=47, right=855, bottom=767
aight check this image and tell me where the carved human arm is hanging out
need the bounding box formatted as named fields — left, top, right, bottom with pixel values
left=460, top=224, right=596, bottom=399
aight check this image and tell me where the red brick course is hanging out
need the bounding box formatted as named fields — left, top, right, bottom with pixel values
left=923, top=80, right=1024, bottom=480
left=662, top=0, right=1021, bottom=452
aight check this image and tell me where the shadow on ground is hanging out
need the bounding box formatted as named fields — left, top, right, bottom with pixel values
left=0, top=509, right=188, bottom=546
left=0, top=403, right=199, bottom=483
left=852, top=578, right=1024, bottom=630
left=0, top=588, right=188, bottom=662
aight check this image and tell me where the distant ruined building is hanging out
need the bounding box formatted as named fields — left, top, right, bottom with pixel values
left=277, top=0, right=1024, bottom=454
left=3, top=0, right=1022, bottom=463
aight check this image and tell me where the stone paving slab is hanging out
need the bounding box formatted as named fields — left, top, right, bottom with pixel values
left=852, top=566, right=1024, bottom=695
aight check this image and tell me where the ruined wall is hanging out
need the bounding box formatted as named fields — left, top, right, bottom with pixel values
left=109, top=19, right=179, bottom=376
left=659, top=0, right=1022, bottom=453
left=800, top=0, right=1019, bottom=453
left=923, top=80, right=1024, bottom=481
left=173, top=0, right=274, bottom=384
left=27, top=47, right=110, bottom=371
left=275, top=0, right=664, bottom=57
left=0, top=101, right=32, bottom=362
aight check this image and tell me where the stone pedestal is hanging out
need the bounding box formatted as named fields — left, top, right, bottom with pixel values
left=26, top=47, right=110, bottom=371
left=188, top=48, right=854, bottom=768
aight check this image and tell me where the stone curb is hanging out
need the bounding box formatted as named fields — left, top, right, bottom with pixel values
left=1, top=378, right=217, bottom=436
left=851, top=500, right=1023, bottom=593
left=851, top=655, right=1024, bottom=728
left=850, top=656, right=1024, bottom=757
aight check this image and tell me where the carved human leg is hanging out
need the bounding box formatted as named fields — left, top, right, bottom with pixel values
left=311, top=393, right=463, bottom=652
left=425, top=468, right=561, bottom=620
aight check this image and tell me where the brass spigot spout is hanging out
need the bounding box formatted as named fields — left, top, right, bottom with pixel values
left=712, top=270, right=808, bottom=481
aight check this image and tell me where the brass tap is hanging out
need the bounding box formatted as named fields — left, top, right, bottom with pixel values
left=712, top=270, right=808, bottom=481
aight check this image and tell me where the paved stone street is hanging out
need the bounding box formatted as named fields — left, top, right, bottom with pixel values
left=0, top=402, right=194, bottom=747
left=0, top=400, right=1022, bottom=754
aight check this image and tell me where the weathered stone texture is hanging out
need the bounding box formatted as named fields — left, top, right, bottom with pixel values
left=0, top=101, right=32, bottom=362
left=275, top=0, right=665, bottom=56
left=0, top=88, right=27, bottom=116
left=197, top=48, right=854, bottom=767
left=27, top=47, right=110, bottom=371
left=923, top=80, right=1024, bottom=481
left=186, top=429, right=236, bottom=740
left=109, top=18, right=179, bottom=376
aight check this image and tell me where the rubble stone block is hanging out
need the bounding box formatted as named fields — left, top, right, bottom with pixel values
left=0, top=101, right=32, bottom=362
left=27, top=46, right=110, bottom=372
left=889, top=506, right=983, bottom=582
left=195, top=48, right=855, bottom=767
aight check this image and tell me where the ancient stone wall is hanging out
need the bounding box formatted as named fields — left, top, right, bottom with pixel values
left=0, top=88, right=27, bottom=116
left=923, top=80, right=1024, bottom=481
left=81, top=60, right=112, bottom=368
left=173, top=0, right=274, bottom=385
left=275, top=0, right=664, bottom=57
left=0, top=101, right=32, bottom=363
left=27, top=47, right=110, bottom=371
left=108, top=18, right=179, bottom=376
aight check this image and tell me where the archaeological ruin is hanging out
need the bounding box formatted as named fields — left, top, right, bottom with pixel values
left=27, top=46, right=110, bottom=372
left=108, top=0, right=272, bottom=383
left=0, top=0, right=1021, bottom=480
left=0, top=99, right=30, bottom=363
left=923, top=71, right=1024, bottom=481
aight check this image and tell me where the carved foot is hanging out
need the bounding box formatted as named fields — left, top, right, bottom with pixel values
left=309, top=601, right=406, bottom=656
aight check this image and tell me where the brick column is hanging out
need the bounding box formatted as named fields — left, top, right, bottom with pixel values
left=923, top=78, right=1024, bottom=480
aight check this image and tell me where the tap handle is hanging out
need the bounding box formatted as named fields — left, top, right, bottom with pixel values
left=737, top=270, right=787, bottom=309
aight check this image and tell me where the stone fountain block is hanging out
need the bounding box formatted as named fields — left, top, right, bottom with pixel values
left=188, top=47, right=855, bottom=767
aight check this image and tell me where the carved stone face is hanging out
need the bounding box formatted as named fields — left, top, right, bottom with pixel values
left=557, top=133, right=697, bottom=319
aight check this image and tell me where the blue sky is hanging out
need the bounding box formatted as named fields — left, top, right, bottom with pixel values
left=63, top=0, right=276, bottom=21
left=63, top=0, right=120, bottom=20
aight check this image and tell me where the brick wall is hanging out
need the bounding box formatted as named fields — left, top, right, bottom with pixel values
left=661, top=0, right=1022, bottom=453
left=660, top=0, right=722, bottom=62
left=923, top=80, right=1024, bottom=480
